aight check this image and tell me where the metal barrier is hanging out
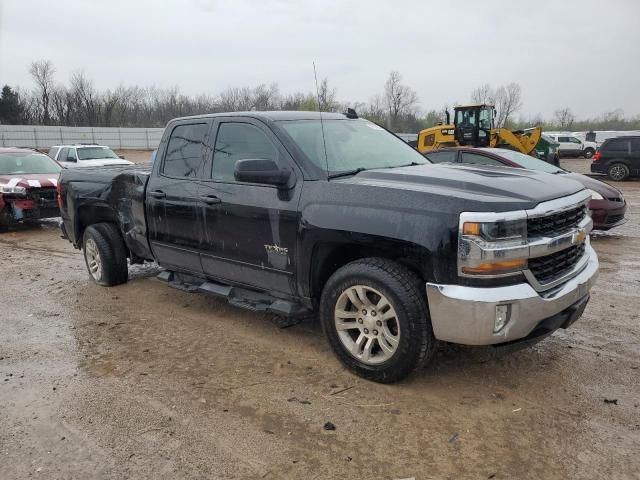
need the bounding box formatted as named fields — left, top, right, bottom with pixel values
left=0, top=125, right=422, bottom=150
left=0, top=125, right=165, bottom=149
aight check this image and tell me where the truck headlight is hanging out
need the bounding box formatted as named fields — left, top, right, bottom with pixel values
left=459, top=218, right=528, bottom=276
left=1, top=185, right=26, bottom=195
left=462, top=219, right=527, bottom=243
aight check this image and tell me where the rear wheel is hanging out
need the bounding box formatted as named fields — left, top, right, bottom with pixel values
left=82, top=223, right=128, bottom=286
left=583, top=148, right=595, bottom=159
left=607, top=163, right=629, bottom=181
left=320, top=258, right=436, bottom=383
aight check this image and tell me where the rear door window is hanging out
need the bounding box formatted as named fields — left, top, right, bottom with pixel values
left=461, top=152, right=503, bottom=166
left=162, top=123, right=208, bottom=178
left=629, top=139, right=640, bottom=153
left=604, top=139, right=629, bottom=153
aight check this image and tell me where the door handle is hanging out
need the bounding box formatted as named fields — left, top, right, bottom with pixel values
left=149, top=190, right=166, bottom=199
left=201, top=194, right=221, bottom=205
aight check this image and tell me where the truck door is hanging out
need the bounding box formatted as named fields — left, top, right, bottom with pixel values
left=146, top=120, right=211, bottom=274
left=197, top=118, right=302, bottom=296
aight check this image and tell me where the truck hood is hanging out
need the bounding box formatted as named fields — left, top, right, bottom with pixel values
left=338, top=163, right=585, bottom=211
left=66, top=159, right=133, bottom=168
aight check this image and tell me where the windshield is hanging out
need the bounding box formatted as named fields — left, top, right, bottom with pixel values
left=0, top=153, right=62, bottom=175
left=77, top=147, right=119, bottom=160
left=279, top=119, right=429, bottom=175
left=489, top=149, right=565, bottom=173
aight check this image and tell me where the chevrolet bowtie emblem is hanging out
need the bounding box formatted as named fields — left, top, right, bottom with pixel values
left=574, top=228, right=587, bottom=243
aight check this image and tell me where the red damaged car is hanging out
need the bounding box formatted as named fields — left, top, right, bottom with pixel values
left=0, top=148, right=62, bottom=231
left=423, top=147, right=627, bottom=231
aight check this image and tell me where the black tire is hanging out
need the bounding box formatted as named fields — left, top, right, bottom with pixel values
left=583, top=148, right=595, bottom=159
left=82, top=222, right=128, bottom=286
left=320, top=258, right=436, bottom=383
left=607, top=163, right=630, bottom=181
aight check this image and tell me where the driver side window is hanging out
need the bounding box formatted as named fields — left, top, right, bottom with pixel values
left=212, top=122, right=278, bottom=182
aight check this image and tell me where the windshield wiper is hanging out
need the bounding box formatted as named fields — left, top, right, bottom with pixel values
left=328, top=167, right=368, bottom=179
left=393, top=161, right=425, bottom=168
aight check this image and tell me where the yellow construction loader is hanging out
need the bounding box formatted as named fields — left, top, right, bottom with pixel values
left=416, top=104, right=541, bottom=156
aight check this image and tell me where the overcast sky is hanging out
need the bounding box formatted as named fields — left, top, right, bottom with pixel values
left=1, top=0, right=639, bottom=120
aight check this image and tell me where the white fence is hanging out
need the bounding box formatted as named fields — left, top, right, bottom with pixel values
left=0, top=125, right=165, bottom=150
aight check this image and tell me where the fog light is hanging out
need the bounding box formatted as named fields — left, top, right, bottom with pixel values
left=494, top=305, right=511, bottom=333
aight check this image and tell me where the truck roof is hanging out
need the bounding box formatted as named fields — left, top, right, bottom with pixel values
left=171, top=110, right=352, bottom=123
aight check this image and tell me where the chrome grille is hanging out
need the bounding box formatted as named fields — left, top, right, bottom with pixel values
left=527, top=205, right=586, bottom=238
left=529, top=242, right=586, bottom=284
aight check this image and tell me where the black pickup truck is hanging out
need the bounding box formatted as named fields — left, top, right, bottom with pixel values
left=59, top=111, right=599, bottom=382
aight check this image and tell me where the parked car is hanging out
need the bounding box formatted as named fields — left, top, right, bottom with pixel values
left=48, top=144, right=133, bottom=168
left=58, top=111, right=598, bottom=383
left=534, top=134, right=560, bottom=165
left=424, top=147, right=627, bottom=230
left=0, top=147, right=62, bottom=231
left=546, top=133, right=597, bottom=159
left=590, top=136, right=640, bottom=181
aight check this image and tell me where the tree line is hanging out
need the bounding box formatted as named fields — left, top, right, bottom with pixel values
left=1, top=59, right=638, bottom=133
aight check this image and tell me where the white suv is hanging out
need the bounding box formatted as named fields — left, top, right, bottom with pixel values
left=546, top=133, right=597, bottom=159
left=48, top=144, right=133, bottom=168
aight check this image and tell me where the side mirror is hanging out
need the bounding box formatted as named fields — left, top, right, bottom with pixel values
left=119, top=155, right=126, bottom=160
left=234, top=159, right=291, bottom=188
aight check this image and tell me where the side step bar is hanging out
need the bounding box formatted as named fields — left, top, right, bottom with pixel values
left=157, top=271, right=312, bottom=318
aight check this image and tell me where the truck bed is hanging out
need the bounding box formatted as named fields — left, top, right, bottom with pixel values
left=59, top=163, right=153, bottom=260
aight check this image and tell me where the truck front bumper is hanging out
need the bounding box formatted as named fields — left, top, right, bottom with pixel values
left=426, top=245, right=599, bottom=346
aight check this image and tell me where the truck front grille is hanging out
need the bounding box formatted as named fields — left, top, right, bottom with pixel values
left=527, top=205, right=586, bottom=238
left=529, top=242, right=586, bottom=284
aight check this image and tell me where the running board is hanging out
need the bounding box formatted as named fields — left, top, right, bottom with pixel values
left=157, top=270, right=312, bottom=318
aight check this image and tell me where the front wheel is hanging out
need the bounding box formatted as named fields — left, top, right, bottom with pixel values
left=583, top=148, right=595, bottom=159
left=82, top=223, right=129, bottom=286
left=320, top=258, right=436, bottom=383
left=607, top=163, right=630, bottom=181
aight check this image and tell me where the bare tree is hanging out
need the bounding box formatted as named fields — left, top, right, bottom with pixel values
left=553, top=107, right=575, bottom=129
left=361, top=94, right=386, bottom=125
left=253, top=83, right=281, bottom=111
left=494, top=83, right=522, bottom=128
left=281, top=92, right=308, bottom=110
left=69, top=71, right=101, bottom=126
left=29, top=60, right=56, bottom=124
left=470, top=84, right=494, bottom=105
left=317, top=78, right=338, bottom=112
left=469, top=83, right=522, bottom=128
left=384, top=71, right=418, bottom=130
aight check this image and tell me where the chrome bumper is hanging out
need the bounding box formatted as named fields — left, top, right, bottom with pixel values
left=426, top=244, right=599, bottom=345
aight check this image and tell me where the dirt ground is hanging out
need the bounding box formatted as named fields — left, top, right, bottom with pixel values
left=1, top=156, right=639, bottom=479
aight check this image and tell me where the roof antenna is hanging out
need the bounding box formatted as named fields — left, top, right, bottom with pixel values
left=313, top=62, right=329, bottom=175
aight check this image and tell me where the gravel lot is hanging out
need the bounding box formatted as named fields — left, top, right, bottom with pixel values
left=0, top=156, right=638, bottom=479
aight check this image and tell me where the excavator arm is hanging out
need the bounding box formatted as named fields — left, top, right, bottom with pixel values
left=490, top=127, right=541, bottom=155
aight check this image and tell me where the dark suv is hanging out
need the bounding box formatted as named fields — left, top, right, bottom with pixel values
left=591, top=136, right=640, bottom=181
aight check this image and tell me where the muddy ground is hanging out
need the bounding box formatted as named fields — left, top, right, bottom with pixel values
left=1, top=157, right=639, bottom=479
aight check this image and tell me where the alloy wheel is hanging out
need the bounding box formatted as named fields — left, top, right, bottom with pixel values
left=334, top=285, right=400, bottom=365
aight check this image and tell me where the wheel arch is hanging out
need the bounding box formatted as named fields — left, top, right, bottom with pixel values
left=75, top=205, right=122, bottom=250
left=307, top=236, right=436, bottom=305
